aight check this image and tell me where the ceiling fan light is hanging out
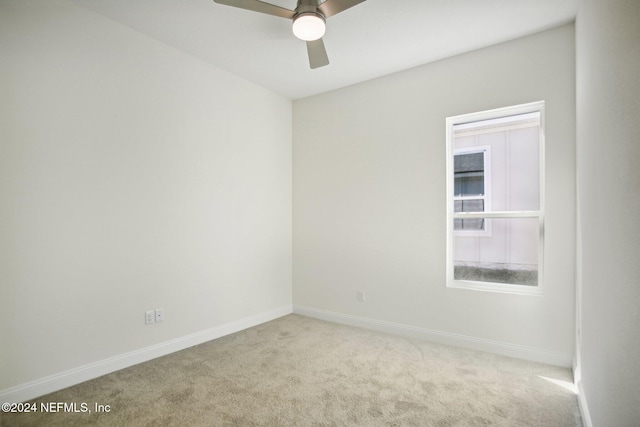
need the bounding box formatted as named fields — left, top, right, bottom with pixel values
left=292, top=13, right=326, bottom=41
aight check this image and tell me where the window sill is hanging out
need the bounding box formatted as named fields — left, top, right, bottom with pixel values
left=447, top=280, right=543, bottom=296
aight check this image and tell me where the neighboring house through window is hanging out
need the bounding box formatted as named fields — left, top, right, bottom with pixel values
left=446, top=101, right=545, bottom=294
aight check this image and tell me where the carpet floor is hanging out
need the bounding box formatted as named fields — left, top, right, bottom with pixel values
left=1, top=314, right=582, bottom=426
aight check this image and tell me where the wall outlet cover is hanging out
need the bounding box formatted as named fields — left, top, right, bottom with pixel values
left=145, top=310, right=155, bottom=325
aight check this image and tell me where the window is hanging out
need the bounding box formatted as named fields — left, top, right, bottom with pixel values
left=453, top=146, right=491, bottom=235
left=446, top=102, right=545, bottom=294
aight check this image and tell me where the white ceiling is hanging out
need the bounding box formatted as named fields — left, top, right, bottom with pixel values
left=72, top=0, right=579, bottom=99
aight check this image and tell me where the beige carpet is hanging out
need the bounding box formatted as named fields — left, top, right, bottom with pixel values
left=1, top=314, right=582, bottom=426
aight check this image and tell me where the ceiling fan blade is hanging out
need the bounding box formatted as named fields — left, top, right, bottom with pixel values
left=213, top=0, right=295, bottom=19
left=306, top=38, right=329, bottom=69
left=317, top=0, right=366, bottom=18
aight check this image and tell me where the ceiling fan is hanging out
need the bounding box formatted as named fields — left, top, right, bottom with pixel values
left=213, top=0, right=367, bottom=69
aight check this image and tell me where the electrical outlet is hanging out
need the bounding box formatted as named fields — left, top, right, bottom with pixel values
left=145, top=310, right=155, bottom=325
left=155, top=308, right=164, bottom=323
left=357, top=291, right=366, bottom=302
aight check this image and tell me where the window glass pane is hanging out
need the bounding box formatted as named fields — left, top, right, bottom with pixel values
left=458, top=199, right=484, bottom=212
left=504, top=127, right=540, bottom=211
left=448, top=105, right=543, bottom=291
left=454, top=200, right=485, bottom=230
left=457, top=218, right=485, bottom=231
left=454, top=152, right=484, bottom=197
left=453, top=217, right=539, bottom=286
left=454, top=218, right=485, bottom=230
left=453, top=112, right=540, bottom=212
left=454, top=152, right=484, bottom=173
left=455, top=175, right=484, bottom=196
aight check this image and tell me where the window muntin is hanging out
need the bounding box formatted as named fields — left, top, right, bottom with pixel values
left=446, top=102, right=544, bottom=294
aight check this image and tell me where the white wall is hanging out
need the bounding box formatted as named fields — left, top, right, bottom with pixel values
left=293, top=24, right=576, bottom=364
left=576, top=0, right=640, bottom=425
left=0, top=0, right=292, bottom=394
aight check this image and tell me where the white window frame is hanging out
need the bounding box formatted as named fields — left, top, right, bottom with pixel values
left=453, top=145, right=492, bottom=237
left=445, top=101, right=545, bottom=295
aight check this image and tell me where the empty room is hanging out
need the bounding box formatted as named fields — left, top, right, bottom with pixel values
left=1, top=0, right=638, bottom=426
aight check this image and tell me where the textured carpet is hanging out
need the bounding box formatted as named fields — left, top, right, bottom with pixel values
left=1, top=314, right=582, bottom=426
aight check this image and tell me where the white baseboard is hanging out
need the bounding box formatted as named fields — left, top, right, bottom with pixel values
left=1, top=305, right=293, bottom=404
left=293, top=305, right=573, bottom=367
left=575, top=379, right=593, bottom=427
